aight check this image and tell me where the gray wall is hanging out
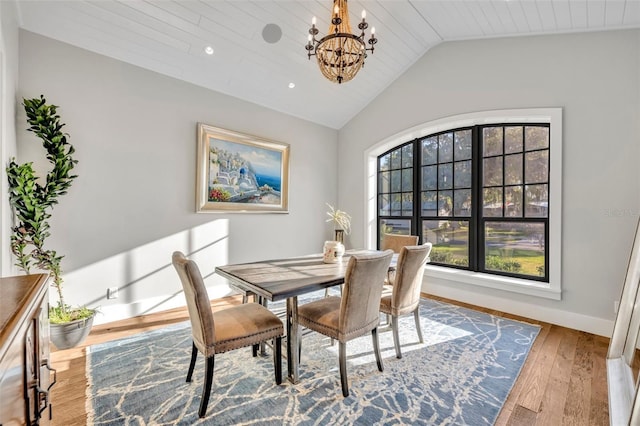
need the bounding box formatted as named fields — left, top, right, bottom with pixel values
left=0, top=1, right=20, bottom=277
left=339, top=29, right=640, bottom=335
left=18, top=31, right=338, bottom=324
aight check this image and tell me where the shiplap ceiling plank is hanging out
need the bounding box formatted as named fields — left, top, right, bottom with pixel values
left=477, top=1, right=507, bottom=36
left=379, top=1, right=441, bottom=47
left=587, top=1, right=607, bottom=28
left=410, top=1, right=453, bottom=39
left=605, top=0, right=626, bottom=25
left=569, top=0, right=589, bottom=30
left=466, top=1, right=497, bottom=36
left=449, top=1, right=486, bottom=38
left=624, top=0, right=640, bottom=25
left=15, top=0, right=640, bottom=129
left=520, top=0, right=545, bottom=32
left=536, top=1, right=558, bottom=31
left=506, top=0, right=531, bottom=33
left=553, top=0, right=573, bottom=30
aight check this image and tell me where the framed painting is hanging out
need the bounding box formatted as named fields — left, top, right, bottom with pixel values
left=196, top=123, right=290, bottom=213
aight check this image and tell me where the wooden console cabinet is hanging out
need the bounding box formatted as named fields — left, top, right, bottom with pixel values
left=0, top=274, right=54, bottom=425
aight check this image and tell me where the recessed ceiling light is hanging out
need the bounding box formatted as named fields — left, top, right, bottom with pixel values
left=288, top=82, right=295, bottom=89
left=204, top=46, right=214, bottom=55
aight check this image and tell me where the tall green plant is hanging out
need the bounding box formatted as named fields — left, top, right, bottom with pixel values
left=7, top=96, right=78, bottom=319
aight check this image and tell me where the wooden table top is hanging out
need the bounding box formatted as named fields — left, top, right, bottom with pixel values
left=215, top=250, right=382, bottom=301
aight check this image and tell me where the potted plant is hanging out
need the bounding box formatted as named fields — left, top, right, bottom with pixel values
left=6, top=95, right=94, bottom=350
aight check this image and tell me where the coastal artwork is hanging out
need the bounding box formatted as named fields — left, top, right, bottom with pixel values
left=196, top=124, right=289, bottom=213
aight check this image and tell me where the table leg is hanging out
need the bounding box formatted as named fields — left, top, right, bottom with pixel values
left=286, top=296, right=299, bottom=384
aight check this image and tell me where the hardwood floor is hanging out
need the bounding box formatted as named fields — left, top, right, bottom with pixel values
left=49, top=294, right=610, bottom=425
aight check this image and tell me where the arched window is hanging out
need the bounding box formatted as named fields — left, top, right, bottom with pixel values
left=367, top=109, right=561, bottom=299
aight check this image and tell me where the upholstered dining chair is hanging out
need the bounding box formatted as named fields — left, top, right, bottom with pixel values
left=171, top=251, right=284, bottom=418
left=297, top=250, right=393, bottom=397
left=379, top=243, right=432, bottom=359
left=381, top=233, right=419, bottom=253
left=381, top=233, right=419, bottom=285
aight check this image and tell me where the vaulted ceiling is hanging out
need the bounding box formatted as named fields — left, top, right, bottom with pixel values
left=16, top=1, right=640, bottom=129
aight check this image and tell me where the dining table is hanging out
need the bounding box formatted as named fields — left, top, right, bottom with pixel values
left=215, top=249, right=390, bottom=384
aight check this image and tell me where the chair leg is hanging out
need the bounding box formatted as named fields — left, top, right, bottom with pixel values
left=392, top=315, right=402, bottom=359
left=414, top=308, right=424, bottom=343
left=198, top=355, right=215, bottom=418
left=372, top=327, right=384, bottom=372
left=273, top=336, right=282, bottom=385
left=187, top=342, right=198, bottom=382
left=339, top=342, right=349, bottom=397
left=252, top=344, right=259, bottom=357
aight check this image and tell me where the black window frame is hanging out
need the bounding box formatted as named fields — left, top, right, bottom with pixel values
left=376, top=123, right=550, bottom=283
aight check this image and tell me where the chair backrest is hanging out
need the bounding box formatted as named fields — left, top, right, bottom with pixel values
left=392, top=243, right=433, bottom=313
left=381, top=233, right=419, bottom=253
left=172, top=251, right=215, bottom=354
left=340, top=250, right=394, bottom=340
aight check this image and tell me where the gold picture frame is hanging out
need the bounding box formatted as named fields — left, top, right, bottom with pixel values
left=196, top=123, right=290, bottom=213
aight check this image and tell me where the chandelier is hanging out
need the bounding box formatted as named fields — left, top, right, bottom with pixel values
left=305, top=0, right=378, bottom=84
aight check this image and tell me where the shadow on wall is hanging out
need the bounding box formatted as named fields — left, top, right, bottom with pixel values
left=60, top=220, right=232, bottom=326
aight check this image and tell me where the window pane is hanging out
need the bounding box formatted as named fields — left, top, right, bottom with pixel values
left=421, top=191, right=438, bottom=216
left=438, top=190, right=453, bottom=216
left=401, top=192, right=413, bottom=216
left=423, top=220, right=469, bottom=267
left=483, top=187, right=503, bottom=217
left=455, top=130, right=472, bottom=161
left=505, top=126, right=523, bottom=154
left=380, top=154, right=391, bottom=171
left=439, top=163, right=453, bottom=189
left=505, top=154, right=522, bottom=185
left=402, top=144, right=413, bottom=168
left=454, top=189, right=472, bottom=216
left=525, top=126, right=549, bottom=151
left=505, top=186, right=523, bottom=217
left=525, top=150, right=549, bottom=184
left=422, top=137, right=438, bottom=165
left=484, top=221, right=545, bottom=278
left=439, top=133, right=453, bottom=162
left=378, top=194, right=389, bottom=216
left=380, top=219, right=412, bottom=247
left=422, top=165, right=437, bottom=190
left=391, top=193, right=402, bottom=216
left=379, top=171, right=390, bottom=193
left=483, top=127, right=503, bottom=157
left=454, top=160, right=472, bottom=188
left=483, top=157, right=503, bottom=186
left=402, top=169, right=413, bottom=191
left=391, top=170, right=401, bottom=192
left=525, top=184, right=548, bottom=217
left=391, top=149, right=401, bottom=169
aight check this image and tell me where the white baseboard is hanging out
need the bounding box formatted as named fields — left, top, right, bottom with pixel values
left=425, top=281, right=614, bottom=338
left=92, top=284, right=234, bottom=326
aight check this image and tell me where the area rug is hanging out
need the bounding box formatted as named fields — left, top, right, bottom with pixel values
left=86, top=296, right=539, bottom=425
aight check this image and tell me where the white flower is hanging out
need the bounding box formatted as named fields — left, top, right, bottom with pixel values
left=326, top=203, right=351, bottom=235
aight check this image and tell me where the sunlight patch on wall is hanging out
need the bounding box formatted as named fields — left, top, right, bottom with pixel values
left=62, top=220, right=231, bottom=325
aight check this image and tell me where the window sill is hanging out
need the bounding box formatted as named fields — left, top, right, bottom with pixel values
left=424, top=264, right=561, bottom=300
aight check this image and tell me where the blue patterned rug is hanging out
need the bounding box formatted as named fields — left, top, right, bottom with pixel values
left=87, top=296, right=539, bottom=425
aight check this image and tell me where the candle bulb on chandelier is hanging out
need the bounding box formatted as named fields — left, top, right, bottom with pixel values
left=362, top=10, right=366, bottom=20
left=334, top=5, right=339, bottom=15
left=372, top=26, right=376, bottom=35
left=312, top=16, right=316, bottom=26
